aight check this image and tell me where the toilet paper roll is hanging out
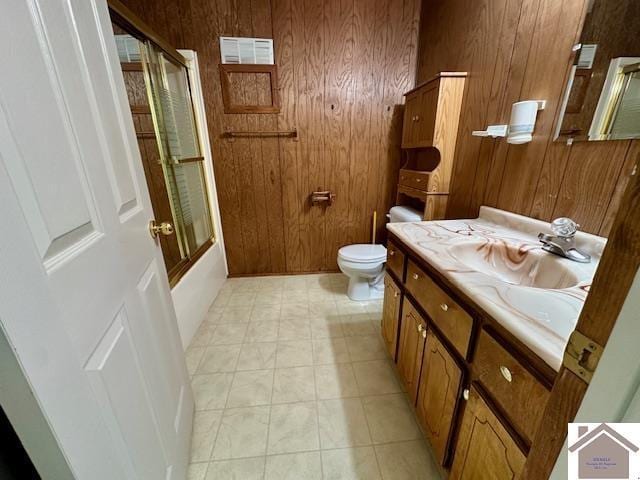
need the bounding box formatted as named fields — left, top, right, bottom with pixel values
left=389, top=206, right=422, bottom=223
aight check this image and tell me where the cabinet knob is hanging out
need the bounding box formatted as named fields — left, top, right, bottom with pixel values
left=422, top=330, right=427, bottom=338
left=415, top=115, right=420, bottom=122
left=412, top=273, right=419, bottom=280
left=500, top=366, right=513, bottom=383
left=394, top=292, right=399, bottom=298
left=463, top=389, right=469, bottom=401
left=440, top=303, right=449, bottom=312
left=417, top=323, right=423, bottom=332
left=416, top=178, right=421, bottom=183
left=389, top=250, right=395, bottom=256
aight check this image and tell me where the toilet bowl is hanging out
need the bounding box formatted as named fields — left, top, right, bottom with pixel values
left=338, top=244, right=387, bottom=301
left=337, top=206, right=422, bottom=301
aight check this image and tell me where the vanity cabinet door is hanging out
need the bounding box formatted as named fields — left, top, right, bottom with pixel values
left=397, top=299, right=427, bottom=403
left=381, top=274, right=402, bottom=361
left=450, top=387, right=526, bottom=480
left=416, top=331, right=462, bottom=465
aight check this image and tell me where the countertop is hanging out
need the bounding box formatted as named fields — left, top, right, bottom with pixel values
left=386, top=207, right=607, bottom=371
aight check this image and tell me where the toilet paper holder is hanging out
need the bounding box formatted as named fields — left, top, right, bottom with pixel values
left=310, top=190, right=336, bottom=206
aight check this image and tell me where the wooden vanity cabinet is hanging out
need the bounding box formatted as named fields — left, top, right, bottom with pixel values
left=381, top=274, right=402, bottom=361
left=416, top=330, right=462, bottom=465
left=450, top=387, right=526, bottom=480
left=383, top=233, right=551, bottom=476
left=397, top=298, right=427, bottom=403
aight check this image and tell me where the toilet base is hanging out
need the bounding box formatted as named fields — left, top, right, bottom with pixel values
left=346, top=275, right=385, bottom=301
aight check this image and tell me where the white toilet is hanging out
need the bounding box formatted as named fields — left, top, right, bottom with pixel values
left=338, top=206, right=422, bottom=301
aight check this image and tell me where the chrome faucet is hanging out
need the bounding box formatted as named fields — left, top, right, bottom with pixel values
left=538, top=218, right=591, bottom=263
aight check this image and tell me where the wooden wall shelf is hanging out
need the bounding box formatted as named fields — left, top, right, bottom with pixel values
left=396, top=72, right=467, bottom=220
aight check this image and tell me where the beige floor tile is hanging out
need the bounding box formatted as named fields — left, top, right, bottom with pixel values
left=268, top=401, right=320, bottom=454
left=312, top=338, right=351, bottom=365
left=337, top=303, right=368, bottom=316
left=318, top=398, right=372, bottom=449
left=244, top=321, right=278, bottom=343
left=190, top=410, right=223, bottom=462
left=191, top=323, right=216, bottom=347
left=236, top=342, right=277, bottom=371
left=219, top=306, right=253, bottom=324
left=205, top=307, right=224, bottom=324
left=321, top=447, right=382, bottom=480
left=211, top=292, right=231, bottom=308
left=281, top=302, right=310, bottom=318
left=250, top=305, right=281, bottom=322
left=309, top=301, right=339, bottom=316
left=210, top=324, right=248, bottom=345
left=226, top=370, right=274, bottom=408
left=227, top=293, right=257, bottom=307
left=310, top=316, right=345, bottom=339
left=192, top=373, right=234, bottom=411
left=185, top=347, right=206, bottom=375
left=265, top=452, right=322, bottom=480
left=314, top=364, right=359, bottom=400
left=374, top=441, right=441, bottom=480
left=254, top=291, right=283, bottom=305
left=361, top=394, right=421, bottom=444
left=341, top=314, right=377, bottom=336
left=345, top=335, right=386, bottom=362
left=352, top=360, right=401, bottom=396
left=272, top=366, right=316, bottom=404
left=281, top=291, right=309, bottom=303
left=206, top=457, right=265, bottom=480
left=212, top=406, right=270, bottom=460
left=197, top=345, right=242, bottom=374
left=187, top=462, right=209, bottom=480
left=276, top=341, right=314, bottom=368
left=278, top=318, right=312, bottom=340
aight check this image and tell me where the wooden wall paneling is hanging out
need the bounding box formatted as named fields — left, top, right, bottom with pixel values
left=194, top=0, right=248, bottom=274
left=363, top=0, right=393, bottom=246
left=323, top=0, right=354, bottom=270
left=551, top=141, right=632, bottom=232
left=375, top=0, right=420, bottom=242
left=495, top=0, right=586, bottom=215
left=467, top=0, right=523, bottom=216
left=252, top=0, right=287, bottom=272
left=445, top=0, right=510, bottom=218
left=599, top=141, right=640, bottom=236
left=348, top=0, right=377, bottom=247
left=273, top=0, right=303, bottom=272
left=300, top=0, right=327, bottom=271
left=481, top=0, right=540, bottom=208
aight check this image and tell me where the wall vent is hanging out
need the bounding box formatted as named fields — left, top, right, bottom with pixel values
left=219, top=37, right=274, bottom=65
left=577, top=44, right=598, bottom=69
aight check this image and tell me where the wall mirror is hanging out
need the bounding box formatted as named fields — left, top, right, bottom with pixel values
left=555, top=0, right=640, bottom=142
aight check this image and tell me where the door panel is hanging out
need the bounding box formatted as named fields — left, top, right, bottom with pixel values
left=0, top=1, right=193, bottom=478
left=450, top=387, right=526, bottom=480
left=397, top=298, right=427, bottom=403
left=381, top=274, right=402, bottom=360
left=416, top=331, right=462, bottom=465
left=85, top=311, right=168, bottom=480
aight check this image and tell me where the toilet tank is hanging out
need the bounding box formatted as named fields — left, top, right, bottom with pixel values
left=389, top=206, right=422, bottom=223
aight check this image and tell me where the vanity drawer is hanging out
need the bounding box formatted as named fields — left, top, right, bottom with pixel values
left=474, top=330, right=551, bottom=444
left=406, top=260, right=472, bottom=357
left=386, top=240, right=405, bottom=280
left=399, top=169, right=430, bottom=191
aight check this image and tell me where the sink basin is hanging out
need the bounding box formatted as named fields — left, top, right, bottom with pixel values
left=447, top=240, right=580, bottom=289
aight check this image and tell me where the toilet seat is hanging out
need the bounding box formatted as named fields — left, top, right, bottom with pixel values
left=338, top=244, right=387, bottom=264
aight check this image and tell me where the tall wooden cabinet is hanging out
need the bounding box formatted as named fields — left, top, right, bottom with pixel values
left=397, top=72, right=466, bottom=220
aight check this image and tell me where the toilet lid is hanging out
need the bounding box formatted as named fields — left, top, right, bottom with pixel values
left=338, top=244, right=387, bottom=263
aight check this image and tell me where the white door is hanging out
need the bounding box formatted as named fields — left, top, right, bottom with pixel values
left=0, top=1, right=193, bottom=479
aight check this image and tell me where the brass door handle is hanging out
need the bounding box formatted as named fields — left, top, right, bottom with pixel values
left=149, top=220, right=174, bottom=238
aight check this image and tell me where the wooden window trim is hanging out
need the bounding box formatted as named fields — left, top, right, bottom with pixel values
left=219, top=64, right=280, bottom=114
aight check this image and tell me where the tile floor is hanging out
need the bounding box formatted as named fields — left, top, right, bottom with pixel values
left=185, top=273, right=442, bottom=480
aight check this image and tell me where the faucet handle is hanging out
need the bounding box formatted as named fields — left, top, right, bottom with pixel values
left=551, top=217, right=579, bottom=238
